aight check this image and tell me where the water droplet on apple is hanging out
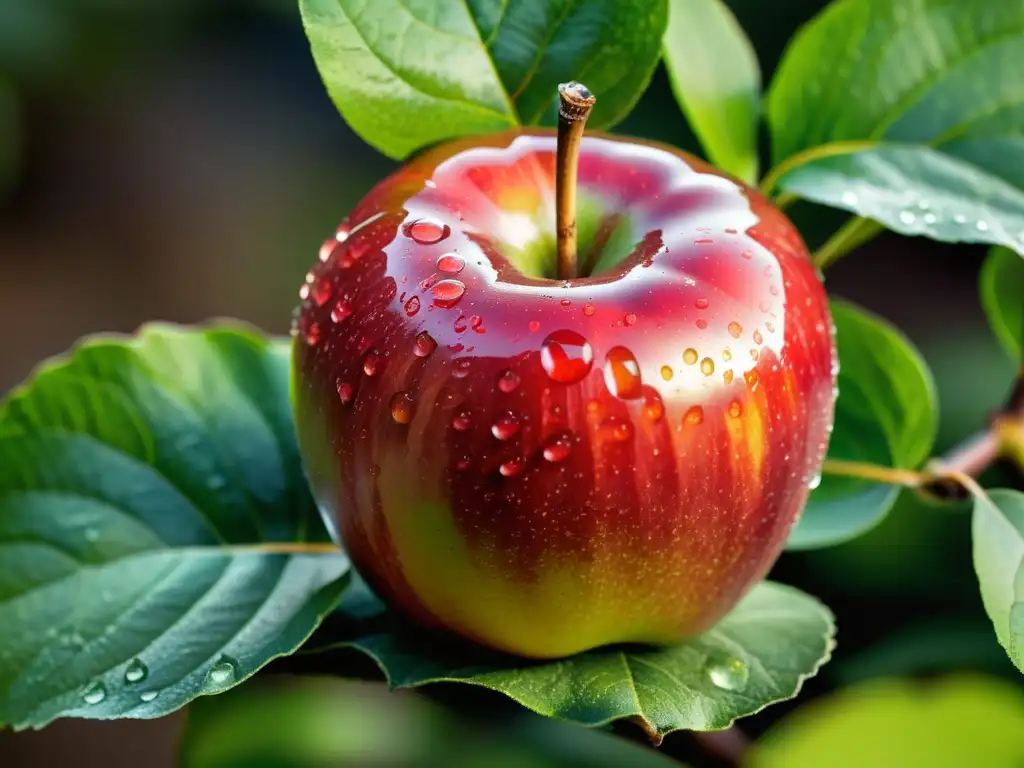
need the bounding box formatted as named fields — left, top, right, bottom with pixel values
left=454, top=315, right=468, bottom=333
left=431, top=279, right=466, bottom=307
left=405, top=218, right=450, bottom=244
left=753, top=330, right=763, bottom=345
left=303, top=321, right=321, bottom=347
left=723, top=370, right=734, bottom=384
left=623, top=312, right=637, bottom=326
left=600, top=416, right=633, bottom=442
left=700, top=358, right=715, bottom=376
left=452, top=411, right=472, bottom=431
left=694, top=298, right=709, bottom=309
left=603, top=347, right=643, bottom=399
left=299, top=283, right=310, bottom=301
left=723, top=348, right=733, bottom=362
left=363, top=349, right=382, bottom=377
left=491, top=412, right=521, bottom=440
left=436, top=253, right=465, bottom=273
left=744, top=369, right=760, bottom=391
left=560, top=298, right=572, bottom=307
left=455, top=457, right=471, bottom=470
left=704, top=651, right=748, bottom=691
left=470, top=315, right=485, bottom=333
left=696, top=318, right=708, bottom=329
left=528, top=320, right=541, bottom=332
left=499, top=457, right=526, bottom=477
left=311, top=278, right=334, bottom=307
left=808, top=473, right=822, bottom=489
left=642, top=390, right=665, bottom=423
left=660, top=365, right=673, bottom=381
left=750, top=349, right=760, bottom=361
left=683, top=348, right=698, bottom=365
left=582, top=303, right=595, bottom=316
left=765, top=321, right=775, bottom=333
left=542, top=433, right=573, bottom=462
left=330, top=299, right=352, bottom=324
left=452, top=359, right=472, bottom=379
left=728, top=400, right=742, bottom=418
left=337, top=381, right=354, bottom=404
left=404, top=296, right=421, bottom=317
left=413, top=331, right=437, bottom=358
left=728, top=321, right=742, bottom=339
left=497, top=369, right=521, bottom=393
left=684, top=405, right=704, bottom=426
left=319, top=238, right=339, bottom=262
left=741, top=250, right=753, bottom=259
left=541, top=330, right=594, bottom=384
left=390, top=391, right=414, bottom=424
left=695, top=238, right=714, bottom=245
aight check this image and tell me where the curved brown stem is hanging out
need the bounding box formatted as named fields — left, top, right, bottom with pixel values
left=555, top=81, right=595, bottom=280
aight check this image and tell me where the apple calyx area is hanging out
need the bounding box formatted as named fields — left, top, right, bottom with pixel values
left=291, top=86, right=837, bottom=659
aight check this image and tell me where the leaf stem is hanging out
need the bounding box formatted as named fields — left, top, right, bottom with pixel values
left=246, top=542, right=343, bottom=555
left=813, top=216, right=884, bottom=270
left=556, top=81, right=595, bottom=280
left=758, top=140, right=876, bottom=197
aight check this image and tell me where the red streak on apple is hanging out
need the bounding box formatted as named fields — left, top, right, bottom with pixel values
left=292, top=131, right=836, bottom=659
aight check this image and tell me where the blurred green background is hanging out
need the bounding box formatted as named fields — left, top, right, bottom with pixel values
left=1, top=0, right=1020, bottom=765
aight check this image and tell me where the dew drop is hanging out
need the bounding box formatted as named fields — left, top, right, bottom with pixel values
left=586, top=399, right=604, bottom=417
left=695, top=238, right=714, bottom=245
left=953, top=213, right=967, bottom=224
left=560, top=298, right=572, bottom=307
left=694, top=298, right=709, bottom=310
left=898, top=209, right=916, bottom=225
left=603, top=347, right=643, bottom=399
left=696, top=318, right=708, bottom=330
left=841, top=191, right=858, bottom=206
left=542, top=433, right=574, bottom=463
left=750, top=349, right=760, bottom=361
left=976, top=219, right=990, bottom=232
left=298, top=283, right=310, bottom=301
left=330, top=299, right=352, bottom=324
left=139, top=691, right=159, bottom=703
left=741, top=250, right=753, bottom=260
left=404, top=296, right=421, bottom=317
left=728, top=400, right=742, bottom=418
left=413, top=331, right=437, bottom=358
left=582, top=303, right=596, bottom=317
left=753, top=330, right=763, bottom=345
left=319, top=238, right=340, bottom=262
left=84, top=528, right=100, bottom=543
left=744, top=369, right=760, bottom=391
left=728, top=321, right=743, bottom=339
left=623, top=312, right=637, bottom=326
left=452, top=411, right=472, bottom=431
left=497, top=369, right=521, bottom=393
left=683, top=405, right=704, bottom=426
left=390, top=391, right=414, bottom=424
left=683, top=348, right=698, bottom=365
left=765, top=321, right=775, bottom=333
left=704, top=651, right=749, bottom=691
left=405, top=218, right=450, bottom=244
left=808, top=473, right=822, bottom=490
left=83, top=683, right=106, bottom=705
left=470, top=315, right=485, bottom=333
left=660, top=365, right=673, bottom=381
left=499, top=457, right=526, bottom=477
left=125, top=659, right=148, bottom=684
left=337, top=381, right=354, bottom=404
left=204, top=657, right=238, bottom=690
left=541, top=330, right=594, bottom=384
left=722, top=348, right=733, bottom=362
left=700, top=358, right=715, bottom=376
left=923, top=212, right=938, bottom=225
left=491, top=412, right=521, bottom=440
left=454, top=315, right=468, bottom=333
left=431, top=279, right=466, bottom=307
left=436, top=253, right=465, bottom=273
left=363, top=349, right=382, bottom=377
left=723, top=370, right=734, bottom=384
left=528, top=319, right=541, bottom=333
left=452, top=359, right=472, bottom=379
left=455, top=457, right=471, bottom=471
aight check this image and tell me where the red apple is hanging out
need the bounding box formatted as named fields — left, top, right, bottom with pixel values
left=291, top=129, right=835, bottom=659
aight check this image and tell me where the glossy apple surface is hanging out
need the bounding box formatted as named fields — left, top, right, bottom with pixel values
left=292, top=130, right=836, bottom=659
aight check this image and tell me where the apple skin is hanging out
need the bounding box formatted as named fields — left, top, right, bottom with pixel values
left=292, top=130, right=836, bottom=659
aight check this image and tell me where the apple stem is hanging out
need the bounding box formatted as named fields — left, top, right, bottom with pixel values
left=556, top=81, right=595, bottom=280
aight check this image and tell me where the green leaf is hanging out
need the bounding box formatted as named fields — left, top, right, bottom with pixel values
left=981, top=246, right=1024, bottom=361
left=662, top=0, right=760, bottom=183
left=767, top=0, right=1024, bottom=170
left=316, top=580, right=833, bottom=742
left=749, top=676, right=1024, bottom=767
left=787, top=300, right=937, bottom=550
left=299, top=0, right=668, bottom=159
left=180, top=677, right=680, bottom=768
left=775, top=144, right=1024, bottom=255
left=972, top=488, right=1024, bottom=673
left=0, top=324, right=350, bottom=729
